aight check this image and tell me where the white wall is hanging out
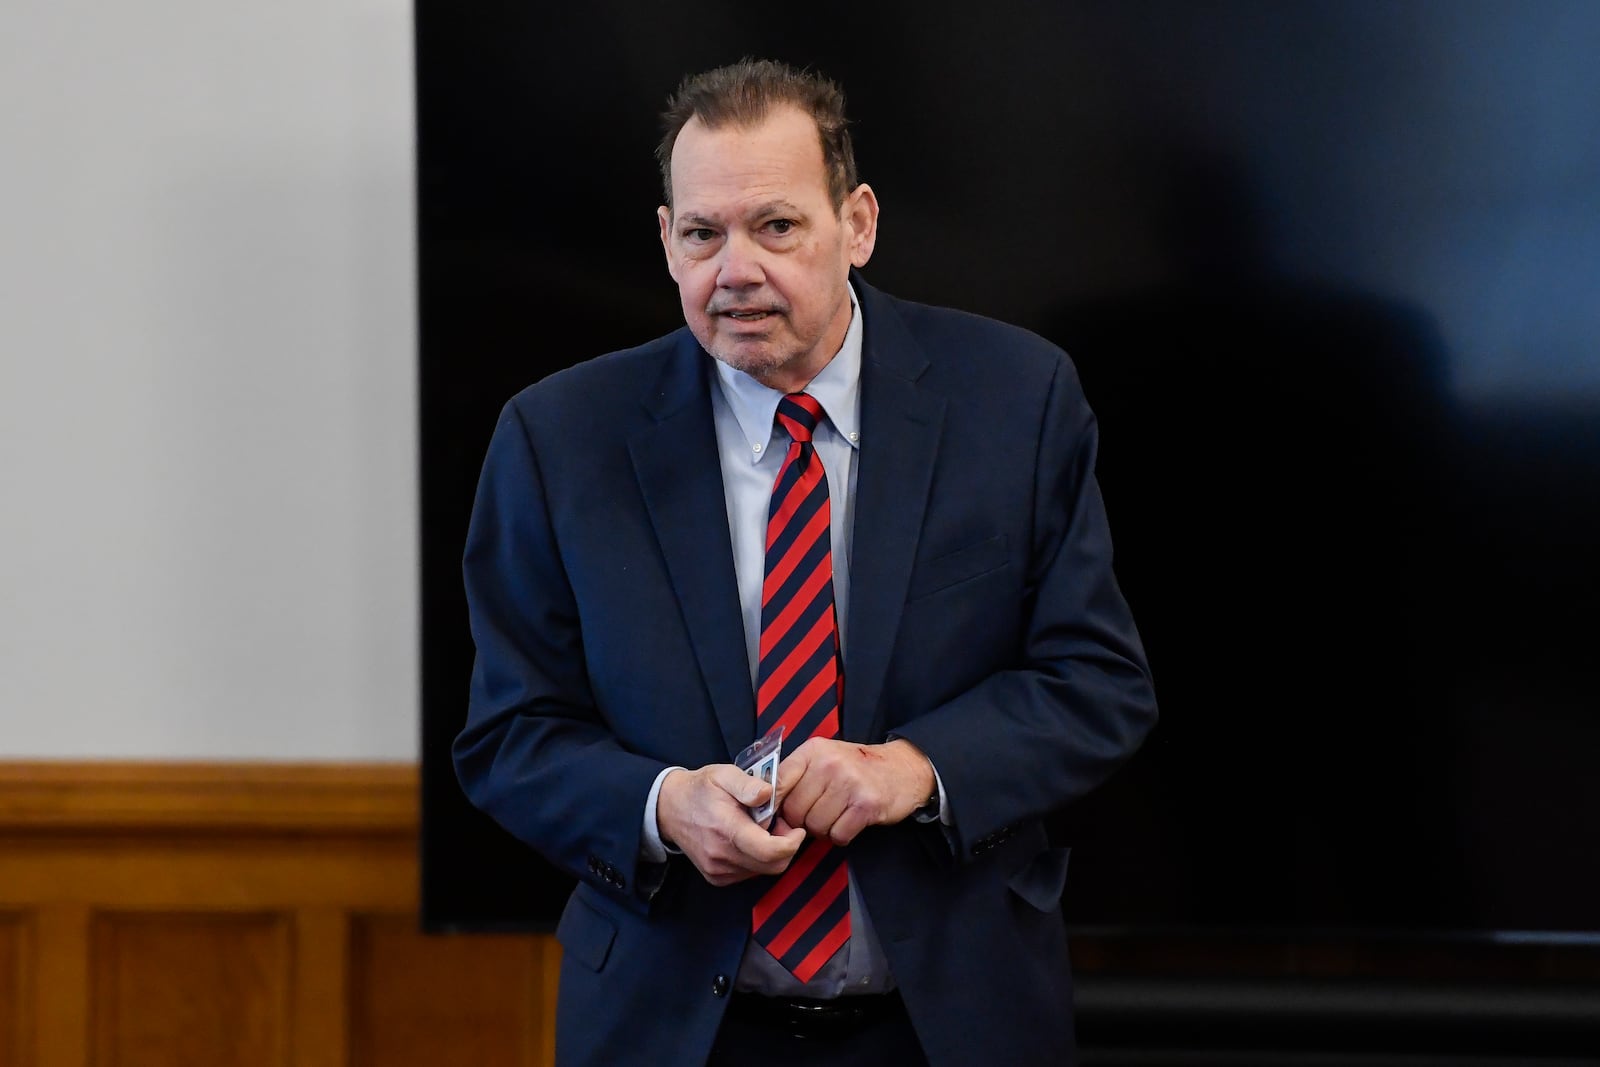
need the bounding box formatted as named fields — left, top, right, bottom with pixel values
left=0, top=1, right=417, bottom=759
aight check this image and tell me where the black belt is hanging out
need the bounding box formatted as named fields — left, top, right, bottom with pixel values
left=725, top=989, right=905, bottom=1039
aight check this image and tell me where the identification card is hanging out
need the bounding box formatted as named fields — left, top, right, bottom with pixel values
left=733, top=727, right=784, bottom=826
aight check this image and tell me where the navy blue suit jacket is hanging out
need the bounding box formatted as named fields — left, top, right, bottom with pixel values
left=455, top=279, right=1157, bottom=1066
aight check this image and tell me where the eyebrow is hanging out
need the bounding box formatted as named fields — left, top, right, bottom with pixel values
left=676, top=201, right=808, bottom=228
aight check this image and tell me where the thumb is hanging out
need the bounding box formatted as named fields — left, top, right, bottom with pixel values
left=715, top=764, right=771, bottom=806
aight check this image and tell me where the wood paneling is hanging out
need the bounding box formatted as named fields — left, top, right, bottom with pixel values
left=0, top=762, right=561, bottom=1067
left=291, top=909, right=350, bottom=1067
left=91, top=913, right=291, bottom=1067
left=0, top=912, right=29, bottom=1067
left=0, top=762, right=415, bottom=834
left=34, top=906, right=89, bottom=1067
left=349, top=915, right=551, bottom=1067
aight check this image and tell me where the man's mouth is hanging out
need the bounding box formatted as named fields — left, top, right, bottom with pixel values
left=714, top=307, right=782, bottom=322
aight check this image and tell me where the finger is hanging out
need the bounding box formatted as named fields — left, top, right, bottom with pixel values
left=732, top=819, right=804, bottom=871
left=803, top=785, right=851, bottom=840
left=763, top=823, right=807, bottom=871
left=828, top=806, right=871, bottom=846
left=780, top=764, right=828, bottom=826
left=732, top=831, right=806, bottom=883
left=708, top=763, right=772, bottom=808
left=691, top=850, right=739, bottom=886
left=705, top=868, right=751, bottom=887
left=695, top=835, right=773, bottom=885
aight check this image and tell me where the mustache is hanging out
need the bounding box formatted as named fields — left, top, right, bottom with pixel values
left=706, top=300, right=788, bottom=316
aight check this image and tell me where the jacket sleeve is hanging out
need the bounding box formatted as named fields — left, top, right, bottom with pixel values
left=452, top=398, right=666, bottom=913
left=889, top=354, right=1158, bottom=862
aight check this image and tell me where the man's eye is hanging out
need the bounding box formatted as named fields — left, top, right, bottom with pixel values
left=767, top=219, right=795, bottom=235
left=683, top=228, right=716, bottom=242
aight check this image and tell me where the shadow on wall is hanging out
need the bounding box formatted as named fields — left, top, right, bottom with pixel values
left=1049, top=148, right=1464, bottom=932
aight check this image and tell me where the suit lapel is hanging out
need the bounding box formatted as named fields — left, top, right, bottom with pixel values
left=844, top=282, right=946, bottom=743
left=629, top=332, right=755, bottom=761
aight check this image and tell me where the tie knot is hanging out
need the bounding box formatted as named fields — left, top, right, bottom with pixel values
left=776, top=393, right=824, bottom=443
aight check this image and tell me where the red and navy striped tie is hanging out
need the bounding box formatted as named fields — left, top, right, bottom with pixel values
left=751, top=392, right=850, bottom=982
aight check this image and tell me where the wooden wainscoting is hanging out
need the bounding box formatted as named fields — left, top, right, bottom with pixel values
left=0, top=762, right=560, bottom=1067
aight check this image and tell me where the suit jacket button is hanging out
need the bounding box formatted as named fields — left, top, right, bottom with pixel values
left=712, top=974, right=730, bottom=997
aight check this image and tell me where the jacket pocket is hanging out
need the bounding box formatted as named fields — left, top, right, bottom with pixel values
left=1007, top=847, right=1071, bottom=912
left=556, top=888, right=617, bottom=972
left=906, top=534, right=1008, bottom=601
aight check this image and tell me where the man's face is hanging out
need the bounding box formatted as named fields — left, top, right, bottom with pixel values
left=658, top=105, right=878, bottom=392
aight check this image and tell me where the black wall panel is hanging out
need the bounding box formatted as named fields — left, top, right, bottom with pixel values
left=418, top=1, right=1600, bottom=950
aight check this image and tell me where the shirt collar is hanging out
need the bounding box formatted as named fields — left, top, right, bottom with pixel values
left=713, top=282, right=863, bottom=463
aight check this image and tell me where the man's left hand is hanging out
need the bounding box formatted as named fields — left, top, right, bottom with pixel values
left=776, top=738, right=936, bottom=846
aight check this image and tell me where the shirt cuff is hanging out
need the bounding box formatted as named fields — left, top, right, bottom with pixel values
left=913, top=762, right=952, bottom=826
left=641, top=766, right=687, bottom=863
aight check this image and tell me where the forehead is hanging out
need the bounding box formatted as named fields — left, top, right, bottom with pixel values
left=669, top=105, right=831, bottom=214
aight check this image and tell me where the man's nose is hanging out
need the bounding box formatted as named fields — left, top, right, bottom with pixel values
left=715, top=232, right=765, bottom=289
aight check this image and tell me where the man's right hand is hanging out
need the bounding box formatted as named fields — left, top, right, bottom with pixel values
left=656, top=766, right=806, bottom=886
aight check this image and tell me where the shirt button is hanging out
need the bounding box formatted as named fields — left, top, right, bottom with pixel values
left=849, top=432, right=859, bottom=442
left=752, top=442, right=761, bottom=452
left=712, top=974, right=730, bottom=997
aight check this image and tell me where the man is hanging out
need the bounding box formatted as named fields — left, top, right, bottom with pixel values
left=455, top=59, right=1156, bottom=1066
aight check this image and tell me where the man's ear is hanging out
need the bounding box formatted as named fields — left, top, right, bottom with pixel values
left=657, top=205, right=679, bottom=282
left=843, top=184, right=879, bottom=268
